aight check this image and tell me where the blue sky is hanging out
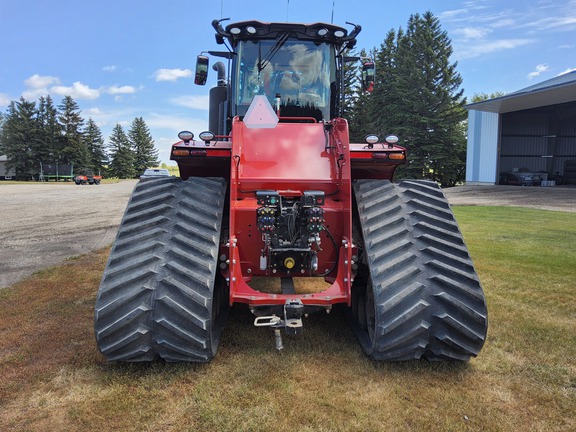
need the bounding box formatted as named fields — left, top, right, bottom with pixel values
left=1, top=0, right=575, bottom=164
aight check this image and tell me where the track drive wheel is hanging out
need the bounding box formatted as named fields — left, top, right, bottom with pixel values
left=352, top=180, right=488, bottom=361
left=94, top=177, right=228, bottom=362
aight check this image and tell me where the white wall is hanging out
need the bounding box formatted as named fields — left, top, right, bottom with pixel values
left=466, top=110, right=499, bottom=184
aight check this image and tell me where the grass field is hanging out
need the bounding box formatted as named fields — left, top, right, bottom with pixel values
left=0, top=206, right=574, bottom=431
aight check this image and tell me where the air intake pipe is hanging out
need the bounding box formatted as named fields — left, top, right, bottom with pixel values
left=209, top=61, right=228, bottom=135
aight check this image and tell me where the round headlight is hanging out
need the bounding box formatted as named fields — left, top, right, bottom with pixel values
left=385, top=135, right=399, bottom=145
left=365, top=134, right=379, bottom=145
left=334, top=30, right=345, bottom=38
left=178, top=131, right=194, bottom=142
left=230, top=27, right=242, bottom=35
left=317, top=28, right=329, bottom=36
left=199, top=131, right=216, bottom=142
left=246, top=26, right=257, bottom=34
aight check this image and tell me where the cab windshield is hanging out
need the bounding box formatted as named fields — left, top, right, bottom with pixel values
left=234, top=39, right=335, bottom=121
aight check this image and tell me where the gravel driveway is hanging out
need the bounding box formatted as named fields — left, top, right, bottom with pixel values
left=1, top=181, right=575, bottom=289
left=443, top=184, right=576, bottom=213
left=0, top=180, right=137, bottom=289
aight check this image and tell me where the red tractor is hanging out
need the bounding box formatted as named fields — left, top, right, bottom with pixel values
left=94, top=19, right=487, bottom=362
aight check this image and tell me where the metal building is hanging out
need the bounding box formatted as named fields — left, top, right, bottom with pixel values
left=0, top=155, right=16, bottom=180
left=465, top=71, right=576, bottom=185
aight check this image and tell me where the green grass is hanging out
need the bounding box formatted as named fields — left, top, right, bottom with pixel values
left=0, top=206, right=574, bottom=431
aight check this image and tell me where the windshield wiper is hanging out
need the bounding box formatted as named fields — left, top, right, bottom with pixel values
left=257, top=32, right=290, bottom=72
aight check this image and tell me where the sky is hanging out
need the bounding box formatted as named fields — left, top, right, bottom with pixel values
left=1, top=0, right=575, bottom=165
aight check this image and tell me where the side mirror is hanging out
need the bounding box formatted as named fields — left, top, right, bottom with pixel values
left=361, top=61, right=375, bottom=92
left=195, top=55, right=210, bottom=85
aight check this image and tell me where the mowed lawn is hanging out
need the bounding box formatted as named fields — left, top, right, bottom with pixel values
left=0, top=206, right=574, bottom=431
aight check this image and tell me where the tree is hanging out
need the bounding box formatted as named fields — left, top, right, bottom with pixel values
left=129, top=117, right=158, bottom=176
left=0, top=111, right=5, bottom=154
left=84, top=118, right=107, bottom=175
left=385, top=12, right=467, bottom=186
left=340, top=49, right=360, bottom=121
left=365, top=29, right=402, bottom=140
left=58, top=95, right=89, bottom=171
left=470, top=92, right=507, bottom=103
left=347, top=48, right=374, bottom=142
left=108, top=124, right=136, bottom=179
left=36, top=95, right=61, bottom=165
left=1, top=98, right=38, bottom=179
left=350, top=12, right=467, bottom=186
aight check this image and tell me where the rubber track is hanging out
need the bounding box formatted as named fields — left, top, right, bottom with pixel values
left=352, top=179, right=488, bottom=361
left=94, top=177, right=227, bottom=362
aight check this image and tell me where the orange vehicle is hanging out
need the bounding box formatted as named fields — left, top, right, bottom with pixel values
left=75, top=173, right=101, bottom=185
left=94, top=19, right=487, bottom=362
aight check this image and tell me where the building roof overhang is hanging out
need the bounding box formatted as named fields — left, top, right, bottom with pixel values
left=466, top=71, right=576, bottom=114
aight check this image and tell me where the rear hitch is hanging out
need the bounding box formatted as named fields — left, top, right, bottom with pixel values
left=253, top=299, right=305, bottom=350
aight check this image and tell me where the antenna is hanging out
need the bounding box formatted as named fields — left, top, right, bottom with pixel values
left=331, top=0, right=335, bottom=24
left=221, top=0, right=224, bottom=19
left=286, top=0, right=290, bottom=22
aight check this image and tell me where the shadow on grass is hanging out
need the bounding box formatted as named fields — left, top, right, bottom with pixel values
left=95, top=302, right=471, bottom=382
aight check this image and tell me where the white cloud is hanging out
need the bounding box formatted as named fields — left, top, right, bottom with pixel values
left=19, top=74, right=141, bottom=102
left=488, top=18, right=515, bottom=29
left=525, top=15, right=576, bottom=31
left=24, top=74, right=60, bottom=89
left=106, top=85, right=137, bottom=95
left=22, top=88, right=49, bottom=100
left=153, top=68, right=192, bottom=82
left=102, top=65, right=117, bottom=72
left=442, top=0, right=576, bottom=64
left=453, top=27, right=491, bottom=40
left=85, top=107, right=103, bottom=116
left=454, top=38, right=534, bottom=60
left=169, top=95, right=210, bottom=110
left=21, top=74, right=61, bottom=99
left=22, top=75, right=99, bottom=100
left=51, top=81, right=100, bottom=99
left=527, top=64, right=550, bottom=79
left=0, top=93, right=11, bottom=106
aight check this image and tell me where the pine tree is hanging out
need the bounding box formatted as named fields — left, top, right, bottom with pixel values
left=0, top=112, right=6, bottom=154
left=129, top=117, right=159, bottom=176
left=108, top=123, right=136, bottom=179
left=58, top=95, right=90, bottom=172
left=368, top=30, right=403, bottom=140
left=340, top=49, right=360, bottom=120
left=2, top=98, right=38, bottom=179
left=347, top=49, right=372, bottom=142
left=392, top=12, right=467, bottom=186
left=36, top=95, right=62, bottom=165
left=84, top=118, right=107, bottom=175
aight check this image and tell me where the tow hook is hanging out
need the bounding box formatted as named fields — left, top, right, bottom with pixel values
left=253, top=299, right=305, bottom=350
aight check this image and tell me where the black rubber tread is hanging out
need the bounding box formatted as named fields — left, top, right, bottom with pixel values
left=94, top=177, right=228, bottom=362
left=351, top=179, right=487, bottom=361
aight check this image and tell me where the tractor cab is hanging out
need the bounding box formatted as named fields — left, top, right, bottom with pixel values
left=195, top=20, right=367, bottom=132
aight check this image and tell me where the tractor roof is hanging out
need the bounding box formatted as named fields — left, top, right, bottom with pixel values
left=213, top=19, right=360, bottom=49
